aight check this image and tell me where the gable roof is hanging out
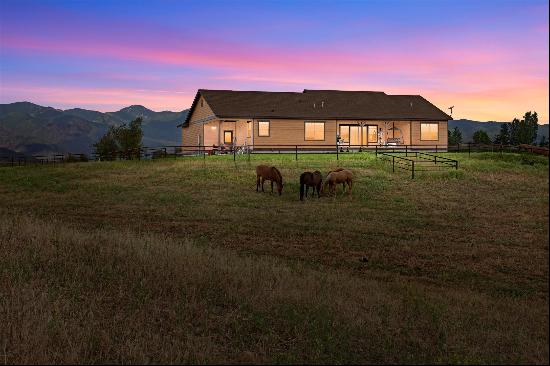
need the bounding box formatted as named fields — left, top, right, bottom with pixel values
left=179, top=89, right=451, bottom=127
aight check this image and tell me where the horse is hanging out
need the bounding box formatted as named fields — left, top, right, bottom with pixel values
left=256, top=165, right=283, bottom=195
left=299, top=171, right=323, bottom=201
left=322, top=168, right=353, bottom=196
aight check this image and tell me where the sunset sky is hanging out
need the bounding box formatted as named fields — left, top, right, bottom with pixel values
left=0, top=0, right=548, bottom=123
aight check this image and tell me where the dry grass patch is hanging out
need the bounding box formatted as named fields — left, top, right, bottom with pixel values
left=1, top=215, right=548, bottom=364
left=0, top=152, right=548, bottom=363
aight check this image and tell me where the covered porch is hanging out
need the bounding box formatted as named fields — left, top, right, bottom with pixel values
left=202, top=119, right=253, bottom=150
left=336, top=121, right=412, bottom=148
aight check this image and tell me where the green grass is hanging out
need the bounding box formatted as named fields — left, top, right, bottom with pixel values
left=0, top=151, right=548, bottom=364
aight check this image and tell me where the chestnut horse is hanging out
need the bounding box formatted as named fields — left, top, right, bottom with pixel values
left=323, top=168, right=353, bottom=196
left=256, top=165, right=283, bottom=195
left=299, top=170, right=323, bottom=201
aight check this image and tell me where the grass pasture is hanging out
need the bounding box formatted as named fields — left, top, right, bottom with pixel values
left=0, top=152, right=548, bottom=364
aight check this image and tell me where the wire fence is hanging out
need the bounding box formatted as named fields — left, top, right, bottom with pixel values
left=0, top=143, right=545, bottom=168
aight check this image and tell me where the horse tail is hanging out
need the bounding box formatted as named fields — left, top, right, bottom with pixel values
left=299, top=172, right=306, bottom=200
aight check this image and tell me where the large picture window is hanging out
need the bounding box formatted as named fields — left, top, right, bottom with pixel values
left=305, top=121, right=325, bottom=141
left=258, top=120, right=270, bottom=137
left=420, top=123, right=439, bottom=141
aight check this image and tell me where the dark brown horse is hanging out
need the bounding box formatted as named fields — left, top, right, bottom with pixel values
left=299, top=171, right=323, bottom=201
left=256, top=165, right=283, bottom=195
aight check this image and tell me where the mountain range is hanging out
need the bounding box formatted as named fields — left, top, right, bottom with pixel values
left=449, top=119, right=549, bottom=143
left=0, top=102, right=548, bottom=156
left=0, top=102, right=188, bottom=155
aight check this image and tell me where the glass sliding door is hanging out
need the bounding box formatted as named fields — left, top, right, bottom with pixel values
left=349, top=126, right=360, bottom=146
left=339, top=125, right=350, bottom=144
left=367, top=125, right=378, bottom=144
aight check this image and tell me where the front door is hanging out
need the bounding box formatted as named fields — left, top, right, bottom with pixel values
left=223, top=130, right=233, bottom=145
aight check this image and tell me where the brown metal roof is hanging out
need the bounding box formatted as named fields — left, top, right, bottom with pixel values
left=180, top=89, right=451, bottom=127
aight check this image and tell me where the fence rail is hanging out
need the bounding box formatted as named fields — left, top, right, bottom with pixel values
left=377, top=150, right=459, bottom=179
left=0, top=143, right=545, bottom=168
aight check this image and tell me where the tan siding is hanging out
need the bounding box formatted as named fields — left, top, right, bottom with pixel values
left=253, top=119, right=337, bottom=146
left=181, top=96, right=216, bottom=146
left=189, top=96, right=216, bottom=122
left=182, top=123, right=202, bottom=146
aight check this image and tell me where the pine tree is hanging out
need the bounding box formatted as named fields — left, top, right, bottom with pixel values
left=494, top=123, right=510, bottom=145
left=473, top=130, right=491, bottom=144
left=509, top=112, right=538, bottom=145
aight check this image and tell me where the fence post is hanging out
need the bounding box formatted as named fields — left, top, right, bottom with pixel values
left=455, top=160, right=459, bottom=170
left=202, top=145, right=205, bottom=160
left=435, top=145, right=438, bottom=153
left=392, top=156, right=395, bottom=172
left=405, top=145, right=408, bottom=157
left=233, top=146, right=236, bottom=161
left=411, top=160, right=415, bottom=179
left=336, top=144, right=339, bottom=160
left=295, top=145, right=298, bottom=161
left=375, top=145, right=378, bottom=157
left=457, top=143, right=460, bottom=152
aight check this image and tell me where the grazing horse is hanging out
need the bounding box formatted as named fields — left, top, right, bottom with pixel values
left=323, top=168, right=353, bottom=196
left=299, top=171, right=323, bottom=201
left=256, top=165, right=283, bottom=195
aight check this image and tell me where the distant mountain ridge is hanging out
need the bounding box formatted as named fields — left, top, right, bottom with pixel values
left=449, top=119, right=549, bottom=144
left=1, top=102, right=548, bottom=156
left=0, top=102, right=188, bottom=155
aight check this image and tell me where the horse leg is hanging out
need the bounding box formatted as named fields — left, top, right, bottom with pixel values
left=317, top=183, right=321, bottom=198
left=271, top=180, right=274, bottom=193
left=306, top=185, right=309, bottom=198
left=261, top=178, right=265, bottom=192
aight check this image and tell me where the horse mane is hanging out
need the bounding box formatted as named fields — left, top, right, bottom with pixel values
left=271, top=166, right=282, bottom=183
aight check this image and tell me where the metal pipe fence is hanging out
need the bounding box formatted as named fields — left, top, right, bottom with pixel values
left=377, top=151, right=459, bottom=179
left=0, top=143, right=542, bottom=168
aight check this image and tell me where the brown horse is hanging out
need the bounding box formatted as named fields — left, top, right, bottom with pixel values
left=322, top=168, right=353, bottom=196
left=256, top=165, right=283, bottom=195
left=299, top=170, right=323, bottom=201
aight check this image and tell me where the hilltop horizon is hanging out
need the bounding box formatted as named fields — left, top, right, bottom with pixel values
left=3, top=100, right=548, bottom=125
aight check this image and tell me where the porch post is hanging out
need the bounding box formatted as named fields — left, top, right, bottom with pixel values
left=220, top=120, right=223, bottom=146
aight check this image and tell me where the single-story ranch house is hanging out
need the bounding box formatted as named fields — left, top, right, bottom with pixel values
left=178, top=89, right=451, bottom=150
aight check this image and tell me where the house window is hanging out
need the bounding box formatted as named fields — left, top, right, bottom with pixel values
left=224, top=130, right=233, bottom=144
left=420, top=122, right=439, bottom=141
left=258, top=121, right=270, bottom=137
left=247, top=121, right=252, bottom=138
left=305, top=121, right=325, bottom=141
